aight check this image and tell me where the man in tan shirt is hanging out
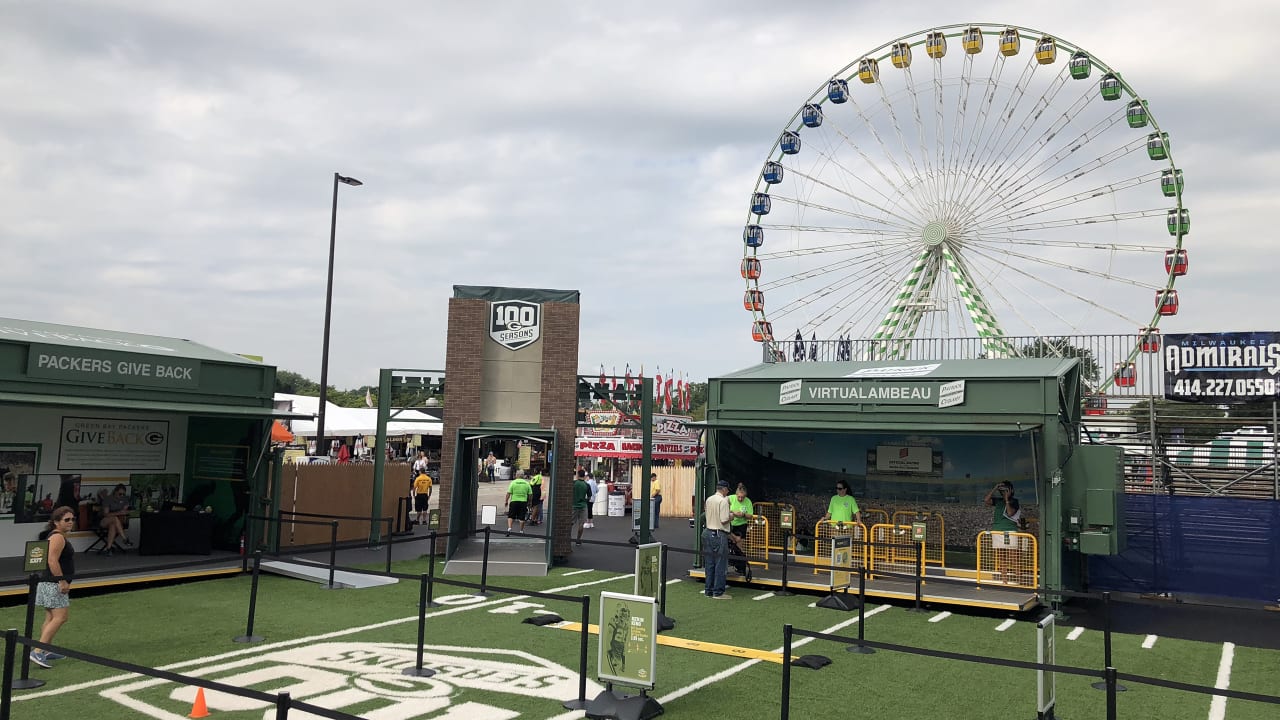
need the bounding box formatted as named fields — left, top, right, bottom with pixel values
left=702, top=479, right=733, bottom=599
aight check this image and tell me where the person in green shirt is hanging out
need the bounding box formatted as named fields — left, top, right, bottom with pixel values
left=824, top=482, right=861, bottom=527
left=572, top=474, right=592, bottom=546
left=728, top=483, right=754, bottom=581
left=505, top=471, right=533, bottom=536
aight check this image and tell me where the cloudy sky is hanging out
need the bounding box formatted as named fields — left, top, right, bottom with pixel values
left=2, top=1, right=1275, bottom=389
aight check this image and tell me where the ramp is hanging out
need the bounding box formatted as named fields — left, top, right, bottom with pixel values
left=261, top=560, right=400, bottom=589
left=444, top=536, right=548, bottom=577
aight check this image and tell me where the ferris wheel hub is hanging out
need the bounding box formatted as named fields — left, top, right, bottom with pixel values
left=923, top=221, right=949, bottom=246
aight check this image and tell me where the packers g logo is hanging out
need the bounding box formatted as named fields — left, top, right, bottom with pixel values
left=489, top=300, right=541, bottom=350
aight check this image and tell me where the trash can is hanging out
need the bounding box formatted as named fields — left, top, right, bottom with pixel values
left=607, top=492, right=627, bottom=517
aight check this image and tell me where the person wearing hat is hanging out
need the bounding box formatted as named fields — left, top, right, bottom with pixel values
left=702, top=479, right=733, bottom=599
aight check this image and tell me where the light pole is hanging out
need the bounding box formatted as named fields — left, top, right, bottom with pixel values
left=316, top=172, right=362, bottom=457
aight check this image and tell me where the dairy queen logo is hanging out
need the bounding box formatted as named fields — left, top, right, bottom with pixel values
left=489, top=300, right=542, bottom=350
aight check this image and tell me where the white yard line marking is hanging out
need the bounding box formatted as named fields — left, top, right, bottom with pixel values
left=666, top=578, right=682, bottom=585
left=561, top=569, right=592, bottom=576
left=996, top=619, right=1016, bottom=632
left=928, top=611, right=951, bottom=623
left=753, top=592, right=775, bottom=601
left=1207, top=642, right=1235, bottom=720
left=1142, top=634, right=1158, bottom=649
left=16, top=571, right=636, bottom=701
left=1067, top=626, right=1085, bottom=641
left=807, top=602, right=817, bottom=608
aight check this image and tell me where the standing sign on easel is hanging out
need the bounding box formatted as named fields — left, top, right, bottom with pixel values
left=830, top=535, right=852, bottom=588
left=635, top=542, right=662, bottom=601
left=598, top=592, right=657, bottom=689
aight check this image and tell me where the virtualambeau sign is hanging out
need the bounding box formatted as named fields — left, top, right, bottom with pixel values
left=489, top=300, right=541, bottom=350
left=1163, top=331, right=1280, bottom=403
left=779, top=379, right=966, bottom=407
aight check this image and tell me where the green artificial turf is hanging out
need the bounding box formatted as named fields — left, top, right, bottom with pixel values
left=1, top=561, right=1276, bottom=719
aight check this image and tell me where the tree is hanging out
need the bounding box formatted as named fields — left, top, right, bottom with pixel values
left=1018, top=338, right=1101, bottom=386
left=1125, top=398, right=1227, bottom=443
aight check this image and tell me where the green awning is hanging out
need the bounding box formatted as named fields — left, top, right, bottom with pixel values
left=0, top=391, right=310, bottom=420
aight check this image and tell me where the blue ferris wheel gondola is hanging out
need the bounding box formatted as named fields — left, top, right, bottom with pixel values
left=801, top=103, right=824, bottom=128
left=743, top=225, right=764, bottom=247
left=780, top=131, right=801, bottom=155
left=751, top=193, right=771, bottom=216
left=827, top=78, right=850, bottom=103
left=763, top=161, right=784, bottom=184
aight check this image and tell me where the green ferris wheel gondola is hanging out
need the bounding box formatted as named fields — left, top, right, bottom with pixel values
left=739, top=23, right=1187, bottom=394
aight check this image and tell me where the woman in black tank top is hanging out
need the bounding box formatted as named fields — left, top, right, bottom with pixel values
left=31, top=506, right=76, bottom=668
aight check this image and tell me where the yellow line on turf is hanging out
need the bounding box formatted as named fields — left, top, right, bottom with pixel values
left=552, top=622, right=793, bottom=664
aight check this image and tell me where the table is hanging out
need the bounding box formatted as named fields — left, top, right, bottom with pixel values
left=139, top=511, right=215, bottom=555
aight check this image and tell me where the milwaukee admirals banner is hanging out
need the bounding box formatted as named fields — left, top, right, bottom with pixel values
left=1163, top=331, right=1280, bottom=403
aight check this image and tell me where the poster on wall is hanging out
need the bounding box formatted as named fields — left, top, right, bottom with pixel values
left=58, top=417, right=169, bottom=470
left=193, top=444, right=250, bottom=481
left=0, top=445, right=41, bottom=518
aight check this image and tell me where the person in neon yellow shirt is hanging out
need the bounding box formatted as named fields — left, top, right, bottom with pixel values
left=728, top=483, right=754, bottom=581
left=505, top=471, right=532, bottom=536
left=824, top=482, right=861, bottom=527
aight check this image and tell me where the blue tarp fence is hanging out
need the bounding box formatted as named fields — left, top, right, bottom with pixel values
left=1088, top=494, right=1280, bottom=602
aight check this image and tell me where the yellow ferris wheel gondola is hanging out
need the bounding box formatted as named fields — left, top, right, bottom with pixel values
left=1035, top=36, right=1058, bottom=64
left=962, top=26, right=983, bottom=53
left=925, top=30, right=947, bottom=59
left=998, top=28, right=1020, bottom=56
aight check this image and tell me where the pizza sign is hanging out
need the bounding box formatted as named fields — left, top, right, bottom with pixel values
left=489, top=300, right=541, bottom=350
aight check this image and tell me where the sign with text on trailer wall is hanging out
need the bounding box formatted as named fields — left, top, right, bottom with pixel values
left=1163, top=331, right=1280, bottom=402
left=597, top=591, right=657, bottom=690
left=25, top=343, right=200, bottom=388
left=779, top=377, right=967, bottom=407
left=58, top=417, right=169, bottom=470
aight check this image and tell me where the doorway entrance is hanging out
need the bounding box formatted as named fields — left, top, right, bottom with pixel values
left=446, top=427, right=557, bottom=575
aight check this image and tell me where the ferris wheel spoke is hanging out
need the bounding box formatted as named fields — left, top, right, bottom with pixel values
left=973, top=110, right=1126, bottom=218
left=984, top=207, right=1166, bottom=233
left=770, top=194, right=918, bottom=232
left=828, top=109, right=935, bottom=220
left=902, top=67, right=939, bottom=202
left=972, top=169, right=1157, bottom=229
left=804, top=127, right=933, bottom=222
left=779, top=163, right=923, bottom=227
left=756, top=234, right=921, bottom=261
left=770, top=250, right=918, bottom=328
left=968, top=232, right=1167, bottom=253
left=952, top=52, right=1013, bottom=210
left=960, top=239, right=1162, bottom=290
left=762, top=224, right=918, bottom=237
left=971, top=135, right=1147, bottom=224
left=962, top=244, right=1144, bottom=329
left=760, top=242, right=920, bottom=292
left=955, top=59, right=1066, bottom=212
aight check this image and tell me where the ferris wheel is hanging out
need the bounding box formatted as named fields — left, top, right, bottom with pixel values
left=742, top=24, right=1187, bottom=382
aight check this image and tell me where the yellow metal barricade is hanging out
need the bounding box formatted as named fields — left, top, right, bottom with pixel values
left=868, top=523, right=919, bottom=577
left=861, top=508, right=890, bottom=528
left=753, top=502, right=796, bottom=553
left=812, top=519, right=867, bottom=575
left=891, top=510, right=947, bottom=568
left=736, top=515, right=769, bottom=569
left=975, top=531, right=1039, bottom=589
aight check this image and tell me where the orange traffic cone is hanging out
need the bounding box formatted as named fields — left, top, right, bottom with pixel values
left=188, top=687, right=210, bottom=718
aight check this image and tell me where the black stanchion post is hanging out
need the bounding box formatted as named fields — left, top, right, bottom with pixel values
left=426, top=531, right=441, bottom=608
left=384, top=519, right=393, bottom=574
left=274, top=690, right=292, bottom=720
left=477, top=526, right=491, bottom=597
left=562, top=595, right=590, bottom=711
left=1091, top=591, right=1127, bottom=692
left=13, top=576, right=43, bottom=689
left=1105, top=666, right=1118, bottom=720
left=3, top=628, right=18, bottom=712
left=781, top=624, right=792, bottom=720
left=234, top=551, right=265, bottom=643
left=909, top=540, right=925, bottom=612
left=659, top=545, right=670, bottom=617
left=776, top=533, right=793, bottom=596
left=323, top=521, right=339, bottom=590
left=403, top=573, right=436, bottom=677
left=848, top=567, right=875, bottom=655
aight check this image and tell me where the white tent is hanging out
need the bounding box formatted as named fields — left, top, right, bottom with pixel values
left=275, top=393, right=442, bottom=438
